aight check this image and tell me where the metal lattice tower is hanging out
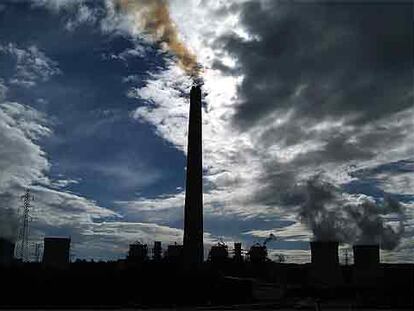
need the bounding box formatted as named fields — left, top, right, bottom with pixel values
left=16, top=188, right=34, bottom=262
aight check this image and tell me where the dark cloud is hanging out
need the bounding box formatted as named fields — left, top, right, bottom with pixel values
left=217, top=1, right=413, bottom=128
left=216, top=0, right=413, bottom=212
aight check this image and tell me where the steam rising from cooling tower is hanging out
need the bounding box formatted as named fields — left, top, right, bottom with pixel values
left=299, top=176, right=405, bottom=250
left=116, top=0, right=201, bottom=78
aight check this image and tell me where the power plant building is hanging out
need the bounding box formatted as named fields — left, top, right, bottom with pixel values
left=208, top=243, right=228, bottom=263
left=127, top=242, right=148, bottom=262
left=233, top=242, right=243, bottom=261
left=248, top=243, right=268, bottom=264
left=166, top=243, right=184, bottom=263
left=183, top=85, right=204, bottom=267
left=42, top=237, right=70, bottom=268
left=152, top=241, right=162, bottom=261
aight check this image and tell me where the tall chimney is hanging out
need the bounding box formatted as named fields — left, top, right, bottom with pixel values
left=183, top=85, right=203, bottom=267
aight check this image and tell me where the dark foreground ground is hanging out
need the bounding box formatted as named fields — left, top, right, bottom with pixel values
left=1, top=260, right=413, bottom=309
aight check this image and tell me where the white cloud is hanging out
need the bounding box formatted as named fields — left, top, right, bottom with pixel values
left=0, top=101, right=51, bottom=191
left=49, top=178, right=80, bottom=189
left=244, top=222, right=313, bottom=242
left=0, top=80, right=7, bottom=100
left=268, top=249, right=310, bottom=264
left=0, top=98, right=119, bottom=247
left=32, top=0, right=85, bottom=11
left=107, top=45, right=147, bottom=62
left=0, top=43, right=61, bottom=88
left=65, top=4, right=99, bottom=31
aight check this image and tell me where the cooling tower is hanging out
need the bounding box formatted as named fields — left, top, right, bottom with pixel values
left=310, top=241, right=339, bottom=267
left=309, top=241, right=342, bottom=287
left=353, top=244, right=380, bottom=268
left=352, top=244, right=382, bottom=287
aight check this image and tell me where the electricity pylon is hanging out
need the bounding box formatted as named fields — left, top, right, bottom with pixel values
left=16, top=188, right=34, bottom=262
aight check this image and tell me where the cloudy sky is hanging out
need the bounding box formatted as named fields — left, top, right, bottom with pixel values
left=0, top=0, right=413, bottom=263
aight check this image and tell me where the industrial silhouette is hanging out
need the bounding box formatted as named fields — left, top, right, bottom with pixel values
left=183, top=85, right=204, bottom=268
left=0, top=86, right=413, bottom=308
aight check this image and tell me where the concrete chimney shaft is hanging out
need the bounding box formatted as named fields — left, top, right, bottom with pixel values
left=183, top=85, right=203, bottom=267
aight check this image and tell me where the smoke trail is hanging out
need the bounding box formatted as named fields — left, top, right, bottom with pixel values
left=116, top=0, right=201, bottom=78
left=299, top=176, right=405, bottom=250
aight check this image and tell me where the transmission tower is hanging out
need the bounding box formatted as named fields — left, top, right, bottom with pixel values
left=16, top=188, right=34, bottom=262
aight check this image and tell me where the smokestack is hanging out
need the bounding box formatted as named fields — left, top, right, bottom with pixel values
left=183, top=85, right=203, bottom=267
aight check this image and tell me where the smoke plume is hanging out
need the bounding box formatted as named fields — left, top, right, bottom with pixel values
left=116, top=0, right=201, bottom=78
left=299, top=176, right=405, bottom=250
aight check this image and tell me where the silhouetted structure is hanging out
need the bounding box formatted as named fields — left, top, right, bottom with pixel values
left=353, top=244, right=380, bottom=268
left=166, top=243, right=183, bottom=263
left=152, top=241, right=162, bottom=261
left=233, top=242, right=243, bottom=261
left=1, top=237, right=413, bottom=308
left=183, top=85, right=204, bottom=267
left=310, top=241, right=342, bottom=286
left=42, top=237, right=70, bottom=268
left=0, top=238, right=15, bottom=266
left=248, top=243, right=267, bottom=263
left=208, top=242, right=228, bottom=263
left=310, top=241, right=339, bottom=266
left=353, top=244, right=381, bottom=287
left=127, top=242, right=148, bottom=262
